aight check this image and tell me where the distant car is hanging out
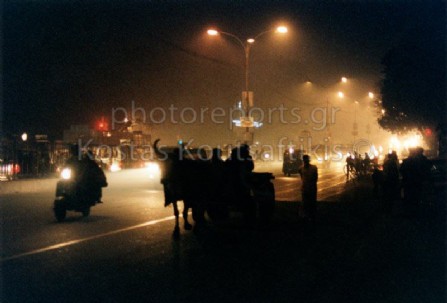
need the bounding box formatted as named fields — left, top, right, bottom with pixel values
left=145, top=161, right=161, bottom=180
left=282, top=148, right=303, bottom=176
left=0, top=162, right=19, bottom=181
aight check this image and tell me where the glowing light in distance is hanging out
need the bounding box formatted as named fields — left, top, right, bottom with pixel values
left=403, top=135, right=421, bottom=149
left=110, top=163, right=121, bottom=172
left=276, top=26, right=288, bottom=33
left=61, top=168, right=72, bottom=180
left=145, top=162, right=161, bottom=179
left=207, top=29, right=219, bottom=36
left=389, top=136, right=401, bottom=149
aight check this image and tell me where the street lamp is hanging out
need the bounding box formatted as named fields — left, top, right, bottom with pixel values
left=21, top=132, right=28, bottom=175
left=207, top=25, right=288, bottom=143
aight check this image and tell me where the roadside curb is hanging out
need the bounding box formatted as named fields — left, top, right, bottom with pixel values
left=0, top=178, right=58, bottom=195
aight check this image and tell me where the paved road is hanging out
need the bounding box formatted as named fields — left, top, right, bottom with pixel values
left=1, top=165, right=445, bottom=302
left=1, top=164, right=344, bottom=259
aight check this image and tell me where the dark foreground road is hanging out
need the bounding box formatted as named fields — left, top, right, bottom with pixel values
left=1, top=180, right=445, bottom=303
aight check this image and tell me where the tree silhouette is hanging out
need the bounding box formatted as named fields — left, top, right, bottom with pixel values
left=379, top=3, right=446, bottom=153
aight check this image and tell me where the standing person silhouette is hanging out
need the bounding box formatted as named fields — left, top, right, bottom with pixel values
left=82, top=150, right=107, bottom=203
left=400, top=147, right=431, bottom=216
left=226, top=145, right=255, bottom=223
left=298, top=155, right=318, bottom=224
left=382, top=151, right=400, bottom=211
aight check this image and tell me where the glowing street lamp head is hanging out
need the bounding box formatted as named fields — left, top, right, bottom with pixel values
left=247, top=38, right=255, bottom=44
left=368, top=92, right=374, bottom=99
left=207, top=29, right=219, bottom=36
left=338, top=91, right=344, bottom=98
left=341, top=77, right=348, bottom=83
left=276, top=26, right=288, bottom=33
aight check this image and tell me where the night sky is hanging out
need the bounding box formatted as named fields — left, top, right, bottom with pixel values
left=2, top=0, right=445, bottom=145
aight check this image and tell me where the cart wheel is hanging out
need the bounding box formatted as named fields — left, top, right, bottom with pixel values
left=54, top=199, right=67, bottom=222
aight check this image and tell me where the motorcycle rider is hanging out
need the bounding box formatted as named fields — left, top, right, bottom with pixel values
left=82, top=150, right=107, bottom=203
left=65, top=145, right=106, bottom=204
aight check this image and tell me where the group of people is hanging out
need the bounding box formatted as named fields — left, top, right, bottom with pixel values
left=346, top=152, right=374, bottom=179
left=158, top=142, right=319, bottom=226
left=157, top=143, right=257, bottom=227
left=372, top=147, right=432, bottom=213
left=209, top=146, right=319, bottom=225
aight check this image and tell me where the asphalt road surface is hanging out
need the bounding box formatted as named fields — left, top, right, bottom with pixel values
left=1, top=163, right=445, bottom=303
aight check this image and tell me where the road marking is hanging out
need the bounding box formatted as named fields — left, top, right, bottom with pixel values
left=318, top=179, right=346, bottom=192
left=276, top=175, right=347, bottom=202
left=275, top=174, right=345, bottom=194
left=1, top=215, right=176, bottom=263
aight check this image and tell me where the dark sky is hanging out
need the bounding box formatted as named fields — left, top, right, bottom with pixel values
left=2, top=0, right=445, bottom=145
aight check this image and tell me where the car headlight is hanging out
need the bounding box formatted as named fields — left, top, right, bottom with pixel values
left=61, top=168, right=72, bottom=180
left=145, top=162, right=160, bottom=178
left=263, top=153, right=271, bottom=160
left=110, top=163, right=121, bottom=172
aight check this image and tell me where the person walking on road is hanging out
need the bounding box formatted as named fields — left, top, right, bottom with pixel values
left=298, top=155, right=318, bottom=224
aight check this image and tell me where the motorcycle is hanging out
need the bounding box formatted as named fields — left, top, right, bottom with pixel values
left=53, top=166, right=106, bottom=222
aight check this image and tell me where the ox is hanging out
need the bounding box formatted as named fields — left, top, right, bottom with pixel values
left=153, top=139, right=210, bottom=238
left=153, top=139, right=276, bottom=238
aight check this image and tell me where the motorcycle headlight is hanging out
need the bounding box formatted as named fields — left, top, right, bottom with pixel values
left=61, top=168, right=72, bottom=180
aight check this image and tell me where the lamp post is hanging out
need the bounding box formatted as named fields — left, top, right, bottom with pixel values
left=207, top=26, right=288, bottom=144
left=21, top=132, right=28, bottom=175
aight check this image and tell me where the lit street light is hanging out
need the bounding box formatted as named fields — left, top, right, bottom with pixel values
left=207, top=25, right=288, bottom=143
left=21, top=132, right=28, bottom=175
